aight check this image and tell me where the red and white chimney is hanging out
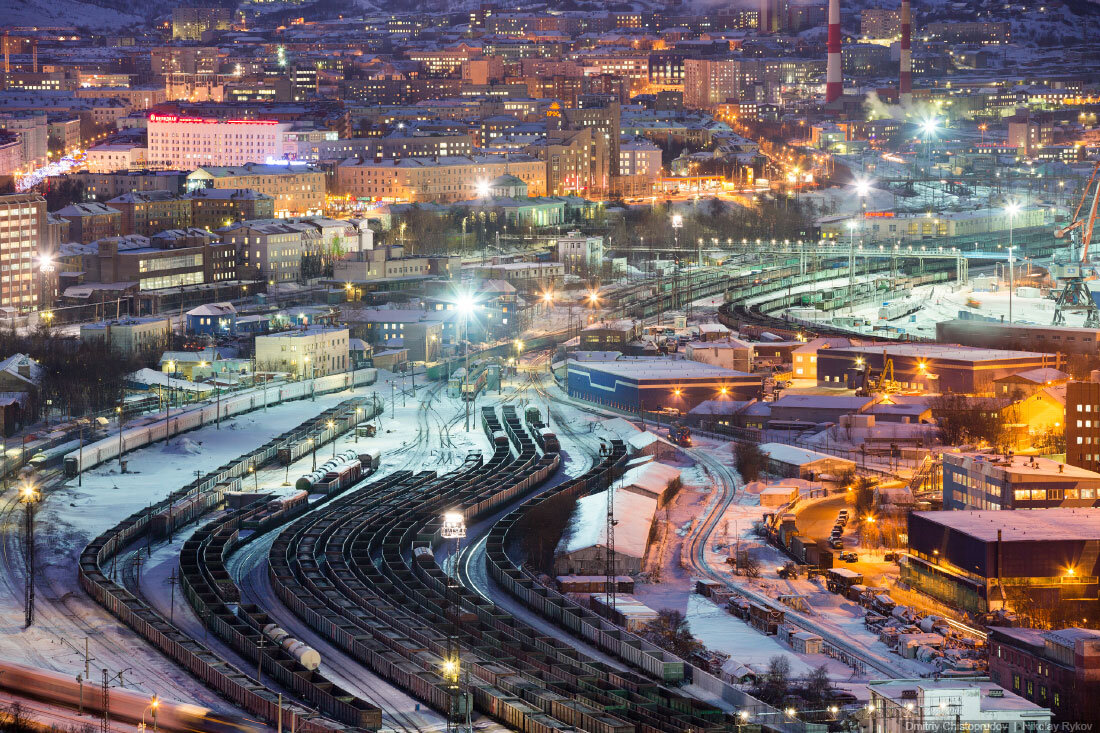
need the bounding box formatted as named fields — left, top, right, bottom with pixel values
left=825, top=0, right=842, bottom=103
left=900, top=0, right=913, bottom=105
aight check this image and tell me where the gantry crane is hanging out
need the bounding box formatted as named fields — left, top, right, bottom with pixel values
left=1053, top=161, right=1100, bottom=328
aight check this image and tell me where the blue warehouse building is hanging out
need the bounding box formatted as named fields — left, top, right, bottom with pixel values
left=567, top=357, right=761, bottom=413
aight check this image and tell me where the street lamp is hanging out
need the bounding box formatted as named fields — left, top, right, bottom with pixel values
left=327, top=420, right=336, bottom=457
left=116, top=405, right=125, bottom=467
left=164, top=360, right=174, bottom=444
left=355, top=407, right=363, bottom=443
left=20, top=480, right=40, bottom=628
left=1005, top=201, right=1020, bottom=324
left=309, top=437, right=316, bottom=471
left=141, top=695, right=159, bottom=732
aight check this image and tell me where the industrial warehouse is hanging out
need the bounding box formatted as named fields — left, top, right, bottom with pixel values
left=815, top=343, right=1060, bottom=393
left=903, top=509, right=1100, bottom=615
left=565, top=356, right=761, bottom=412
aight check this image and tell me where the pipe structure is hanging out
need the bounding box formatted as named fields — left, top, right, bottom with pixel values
left=826, top=0, right=843, bottom=103
left=900, top=0, right=913, bottom=105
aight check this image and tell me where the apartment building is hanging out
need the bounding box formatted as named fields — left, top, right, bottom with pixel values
left=218, top=221, right=305, bottom=283
left=186, top=163, right=326, bottom=216
left=336, top=155, right=546, bottom=203
left=0, top=193, right=46, bottom=310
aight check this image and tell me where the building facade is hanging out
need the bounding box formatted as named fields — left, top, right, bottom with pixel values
left=187, top=164, right=326, bottom=217
left=0, top=193, right=46, bottom=310
left=147, top=113, right=293, bottom=169
left=988, top=626, right=1100, bottom=723
left=254, top=327, right=349, bottom=376
left=942, top=452, right=1100, bottom=511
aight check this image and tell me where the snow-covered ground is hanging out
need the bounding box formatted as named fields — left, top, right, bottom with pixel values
left=831, top=276, right=1078, bottom=338
left=0, top=373, right=464, bottom=712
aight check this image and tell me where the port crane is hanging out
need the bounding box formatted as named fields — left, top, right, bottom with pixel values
left=1053, top=161, right=1100, bottom=328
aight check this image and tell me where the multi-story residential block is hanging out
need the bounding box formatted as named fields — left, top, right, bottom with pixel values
left=85, top=143, right=148, bottom=174
left=67, top=170, right=189, bottom=201
left=108, top=191, right=192, bottom=236
left=171, top=7, right=232, bottom=41
left=185, top=189, right=275, bottom=230
left=255, top=327, right=349, bottom=377
left=218, top=221, right=305, bottom=283
left=186, top=163, right=326, bottom=216
left=556, top=232, right=604, bottom=275
left=860, top=8, right=900, bottom=39
left=336, top=155, right=546, bottom=203
left=0, top=112, right=48, bottom=170
left=333, top=245, right=431, bottom=284
left=0, top=193, right=46, bottom=310
left=79, top=316, right=173, bottom=357
left=54, top=202, right=122, bottom=244
left=616, top=137, right=662, bottom=196
left=1067, top=380, right=1100, bottom=473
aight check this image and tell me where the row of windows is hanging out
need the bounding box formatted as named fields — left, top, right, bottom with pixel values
left=140, top=271, right=203, bottom=290
left=1014, top=487, right=1096, bottom=501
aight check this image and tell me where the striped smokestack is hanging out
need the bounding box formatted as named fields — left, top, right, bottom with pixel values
left=900, top=0, right=913, bottom=105
left=826, top=0, right=842, bottom=103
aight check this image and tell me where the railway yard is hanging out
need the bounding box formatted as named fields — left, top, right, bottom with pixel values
left=0, top=238, right=1072, bottom=732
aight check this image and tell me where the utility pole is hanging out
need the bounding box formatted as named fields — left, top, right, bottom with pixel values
left=256, top=636, right=265, bottom=684
left=603, top=443, right=617, bottom=612
left=167, top=569, right=178, bottom=623
left=21, top=481, right=40, bottom=628
left=101, top=669, right=110, bottom=733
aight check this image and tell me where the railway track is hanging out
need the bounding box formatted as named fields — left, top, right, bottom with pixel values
left=262, top=405, right=743, bottom=733
left=77, top=398, right=380, bottom=733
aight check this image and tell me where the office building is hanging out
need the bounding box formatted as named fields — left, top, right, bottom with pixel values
left=254, top=327, right=349, bottom=377
left=187, top=163, right=326, bottom=217
left=942, top=452, right=1100, bottom=511
left=147, top=112, right=293, bottom=169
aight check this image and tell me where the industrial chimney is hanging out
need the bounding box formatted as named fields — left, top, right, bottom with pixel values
left=900, top=0, right=913, bottom=105
left=825, top=0, right=843, bottom=103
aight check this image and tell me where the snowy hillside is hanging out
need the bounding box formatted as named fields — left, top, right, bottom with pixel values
left=4, top=0, right=142, bottom=29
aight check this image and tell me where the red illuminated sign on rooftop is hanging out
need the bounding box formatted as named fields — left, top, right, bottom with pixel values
left=148, top=113, right=279, bottom=125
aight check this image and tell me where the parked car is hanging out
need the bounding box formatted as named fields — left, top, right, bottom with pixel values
left=840, top=552, right=859, bottom=563
left=828, top=538, right=844, bottom=550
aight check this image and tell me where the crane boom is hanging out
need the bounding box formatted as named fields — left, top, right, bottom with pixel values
left=1052, top=162, right=1100, bottom=327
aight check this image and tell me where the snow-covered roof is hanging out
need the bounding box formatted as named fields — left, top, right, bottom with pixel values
left=600, top=417, right=642, bottom=441
left=772, top=395, right=873, bottom=411
left=995, top=367, right=1068, bottom=384
left=759, top=442, right=854, bottom=467
left=0, top=354, right=43, bottom=386
left=617, top=460, right=680, bottom=499
left=127, top=368, right=214, bottom=393
left=628, top=431, right=659, bottom=451
left=915, top=508, right=1100, bottom=542
left=561, top=484, right=657, bottom=559
left=187, top=302, right=236, bottom=318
